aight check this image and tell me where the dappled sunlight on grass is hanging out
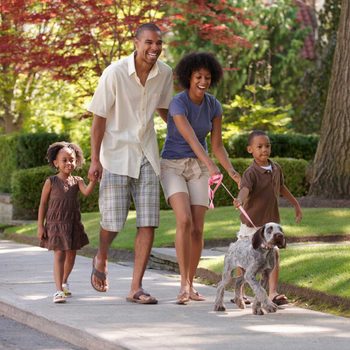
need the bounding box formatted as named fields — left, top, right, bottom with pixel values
left=280, top=208, right=350, bottom=236
left=5, top=222, right=37, bottom=235
left=280, top=245, right=350, bottom=298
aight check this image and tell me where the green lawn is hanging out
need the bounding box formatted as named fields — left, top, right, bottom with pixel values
left=5, top=207, right=350, bottom=250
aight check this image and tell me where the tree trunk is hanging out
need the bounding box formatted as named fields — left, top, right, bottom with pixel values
left=308, top=0, right=350, bottom=199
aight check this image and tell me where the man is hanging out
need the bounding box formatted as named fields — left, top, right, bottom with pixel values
left=87, top=23, right=173, bottom=304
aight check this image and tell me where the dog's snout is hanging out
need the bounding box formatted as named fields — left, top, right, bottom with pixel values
left=273, top=233, right=286, bottom=248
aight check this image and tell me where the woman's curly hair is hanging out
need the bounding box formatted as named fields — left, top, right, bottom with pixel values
left=46, top=141, right=85, bottom=169
left=175, top=52, right=223, bottom=89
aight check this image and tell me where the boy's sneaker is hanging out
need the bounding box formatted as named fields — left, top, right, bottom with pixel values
left=53, top=291, right=66, bottom=304
left=62, top=283, right=72, bottom=297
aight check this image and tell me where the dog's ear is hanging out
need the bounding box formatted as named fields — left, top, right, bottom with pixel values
left=252, top=226, right=265, bottom=250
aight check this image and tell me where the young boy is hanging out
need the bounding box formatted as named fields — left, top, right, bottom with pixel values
left=233, top=130, right=302, bottom=305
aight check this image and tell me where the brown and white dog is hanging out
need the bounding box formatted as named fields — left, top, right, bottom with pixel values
left=214, top=222, right=286, bottom=315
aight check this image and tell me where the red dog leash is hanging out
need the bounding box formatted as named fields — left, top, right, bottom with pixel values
left=208, top=174, right=257, bottom=229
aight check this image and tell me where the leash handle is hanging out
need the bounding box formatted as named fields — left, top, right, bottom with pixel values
left=208, top=174, right=223, bottom=209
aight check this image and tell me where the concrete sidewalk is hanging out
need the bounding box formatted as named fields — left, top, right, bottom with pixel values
left=1, top=239, right=350, bottom=350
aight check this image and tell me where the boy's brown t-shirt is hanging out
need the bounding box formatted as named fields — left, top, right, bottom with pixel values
left=240, top=159, right=284, bottom=227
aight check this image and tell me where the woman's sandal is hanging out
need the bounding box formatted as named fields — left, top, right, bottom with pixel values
left=176, top=291, right=190, bottom=305
left=189, top=290, right=206, bottom=301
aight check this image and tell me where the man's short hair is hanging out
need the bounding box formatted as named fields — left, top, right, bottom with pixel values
left=135, top=23, right=161, bottom=39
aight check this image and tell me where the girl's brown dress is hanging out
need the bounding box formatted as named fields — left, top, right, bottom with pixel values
left=40, top=175, right=89, bottom=250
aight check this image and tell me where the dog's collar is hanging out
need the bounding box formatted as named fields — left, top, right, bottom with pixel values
left=260, top=243, right=274, bottom=250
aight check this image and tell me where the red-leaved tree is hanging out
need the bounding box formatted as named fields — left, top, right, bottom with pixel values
left=0, top=0, right=163, bottom=133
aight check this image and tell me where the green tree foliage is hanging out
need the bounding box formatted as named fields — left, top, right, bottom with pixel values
left=165, top=0, right=314, bottom=134
left=223, top=84, right=292, bottom=132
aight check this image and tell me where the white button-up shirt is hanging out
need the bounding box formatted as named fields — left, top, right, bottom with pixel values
left=87, top=52, right=173, bottom=178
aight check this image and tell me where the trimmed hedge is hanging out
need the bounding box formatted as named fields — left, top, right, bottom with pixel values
left=12, top=158, right=309, bottom=219
left=15, top=132, right=70, bottom=169
left=0, top=134, right=18, bottom=192
left=223, top=133, right=319, bottom=161
left=0, top=132, right=69, bottom=192
left=1, top=131, right=317, bottom=194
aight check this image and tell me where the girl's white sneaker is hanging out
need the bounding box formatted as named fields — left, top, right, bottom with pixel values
left=53, top=291, right=66, bottom=303
left=62, top=283, right=72, bottom=297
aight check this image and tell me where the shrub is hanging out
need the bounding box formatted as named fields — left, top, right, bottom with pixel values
left=223, top=132, right=319, bottom=160
left=272, top=157, right=309, bottom=197
left=0, top=132, right=70, bottom=193
left=16, top=132, right=70, bottom=169
left=0, top=134, right=18, bottom=192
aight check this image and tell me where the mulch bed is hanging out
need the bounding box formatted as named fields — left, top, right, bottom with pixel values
left=280, top=196, right=350, bottom=208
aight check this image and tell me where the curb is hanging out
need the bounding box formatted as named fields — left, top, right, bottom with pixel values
left=0, top=301, right=129, bottom=350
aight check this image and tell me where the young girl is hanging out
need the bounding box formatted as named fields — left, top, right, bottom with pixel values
left=37, top=141, right=96, bottom=303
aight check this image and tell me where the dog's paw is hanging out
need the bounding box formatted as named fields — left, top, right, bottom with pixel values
left=214, top=304, right=226, bottom=312
left=263, top=301, right=278, bottom=313
left=234, top=297, right=246, bottom=310
left=253, top=307, right=264, bottom=315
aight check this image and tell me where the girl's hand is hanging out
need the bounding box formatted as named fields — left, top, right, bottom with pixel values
left=88, top=160, right=102, bottom=182
left=37, top=226, right=46, bottom=240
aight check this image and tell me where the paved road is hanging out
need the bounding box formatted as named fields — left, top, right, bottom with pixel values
left=1, top=239, right=350, bottom=350
left=0, top=314, right=84, bottom=350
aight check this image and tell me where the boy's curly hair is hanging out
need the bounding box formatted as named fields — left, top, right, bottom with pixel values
left=175, top=52, right=223, bottom=89
left=46, top=141, right=85, bottom=169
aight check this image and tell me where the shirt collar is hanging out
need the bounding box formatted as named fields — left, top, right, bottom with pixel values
left=253, top=159, right=274, bottom=174
left=127, top=51, right=159, bottom=79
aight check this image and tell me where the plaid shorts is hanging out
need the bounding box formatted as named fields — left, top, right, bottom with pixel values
left=99, top=157, right=159, bottom=232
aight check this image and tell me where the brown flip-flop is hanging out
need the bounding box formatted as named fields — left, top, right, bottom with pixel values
left=126, top=289, right=158, bottom=304
left=90, top=256, right=108, bottom=292
left=272, top=294, right=288, bottom=306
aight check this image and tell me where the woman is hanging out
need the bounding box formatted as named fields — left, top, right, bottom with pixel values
left=160, top=52, right=241, bottom=304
